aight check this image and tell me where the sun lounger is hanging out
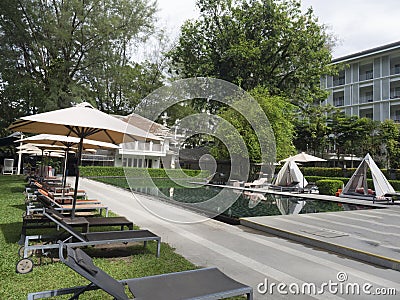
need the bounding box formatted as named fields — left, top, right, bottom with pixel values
left=19, top=207, right=134, bottom=244
left=269, top=181, right=300, bottom=192
left=244, top=177, right=269, bottom=188
left=16, top=208, right=161, bottom=274
left=299, top=182, right=318, bottom=193
left=27, top=244, right=253, bottom=299
left=32, top=189, right=109, bottom=216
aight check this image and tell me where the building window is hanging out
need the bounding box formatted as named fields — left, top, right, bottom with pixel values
left=365, top=113, right=373, bottom=119
left=394, top=110, right=400, bottom=123
left=333, top=96, right=344, bottom=107
left=359, top=87, right=373, bottom=103
left=333, top=71, right=345, bottom=86
left=365, top=91, right=373, bottom=102
left=122, top=158, right=127, bottom=167
left=360, top=70, right=373, bottom=81
left=391, top=63, right=400, bottom=75
left=391, top=87, right=400, bottom=99
left=133, top=158, right=138, bottom=167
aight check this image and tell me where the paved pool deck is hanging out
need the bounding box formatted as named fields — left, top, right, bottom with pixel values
left=241, top=207, right=400, bottom=271
left=70, top=178, right=400, bottom=299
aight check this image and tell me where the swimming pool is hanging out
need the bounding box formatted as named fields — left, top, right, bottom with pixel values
left=129, top=184, right=371, bottom=220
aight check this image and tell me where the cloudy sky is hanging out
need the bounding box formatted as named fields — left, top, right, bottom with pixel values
left=156, top=0, right=400, bottom=58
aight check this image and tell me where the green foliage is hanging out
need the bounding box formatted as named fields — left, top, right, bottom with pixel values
left=302, top=167, right=344, bottom=177
left=211, top=87, right=295, bottom=162
left=377, top=120, right=400, bottom=169
left=307, top=175, right=400, bottom=192
left=168, top=0, right=335, bottom=107
left=0, top=0, right=161, bottom=127
left=315, top=179, right=344, bottom=195
left=327, top=111, right=377, bottom=164
left=80, top=166, right=209, bottom=179
left=294, top=104, right=334, bottom=155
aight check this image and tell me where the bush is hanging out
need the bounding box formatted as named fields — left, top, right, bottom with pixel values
left=307, top=175, right=400, bottom=192
left=80, top=166, right=209, bottom=179
left=302, top=167, right=400, bottom=180
left=316, top=179, right=344, bottom=196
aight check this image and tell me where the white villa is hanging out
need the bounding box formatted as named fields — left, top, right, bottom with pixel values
left=81, top=113, right=177, bottom=169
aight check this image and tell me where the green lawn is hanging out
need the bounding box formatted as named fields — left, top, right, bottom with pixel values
left=0, top=176, right=198, bottom=299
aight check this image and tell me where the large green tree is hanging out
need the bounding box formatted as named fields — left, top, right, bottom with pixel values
left=293, top=104, right=334, bottom=156
left=0, top=0, right=157, bottom=125
left=327, top=111, right=376, bottom=167
left=211, top=86, right=296, bottom=162
left=377, top=120, right=400, bottom=169
left=168, top=0, right=335, bottom=107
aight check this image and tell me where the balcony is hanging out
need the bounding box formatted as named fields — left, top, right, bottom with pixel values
left=333, top=78, right=345, bottom=86
left=359, top=71, right=373, bottom=81
left=119, top=141, right=165, bottom=157
left=81, top=154, right=115, bottom=162
left=359, top=95, right=373, bottom=103
left=390, top=91, right=400, bottom=99
left=391, top=65, right=400, bottom=75
left=333, top=97, right=344, bottom=107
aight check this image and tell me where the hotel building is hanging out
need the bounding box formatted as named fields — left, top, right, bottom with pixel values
left=321, top=41, right=400, bottom=122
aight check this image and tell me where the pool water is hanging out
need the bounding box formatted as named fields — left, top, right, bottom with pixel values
left=130, top=184, right=370, bottom=219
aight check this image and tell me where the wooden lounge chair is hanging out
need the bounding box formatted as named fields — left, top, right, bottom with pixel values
left=27, top=244, right=253, bottom=299
left=19, top=207, right=134, bottom=244
left=33, top=189, right=109, bottom=216
left=17, top=208, right=161, bottom=274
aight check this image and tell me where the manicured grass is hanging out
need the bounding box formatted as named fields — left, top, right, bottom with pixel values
left=0, top=176, right=200, bottom=299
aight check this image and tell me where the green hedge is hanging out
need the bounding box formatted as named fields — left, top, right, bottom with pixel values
left=301, top=167, right=400, bottom=180
left=307, top=175, right=400, bottom=192
left=80, top=166, right=209, bottom=179
left=315, top=179, right=344, bottom=196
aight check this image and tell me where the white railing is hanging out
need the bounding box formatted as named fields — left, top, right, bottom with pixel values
left=359, top=72, right=373, bottom=81
left=359, top=95, right=373, bottom=103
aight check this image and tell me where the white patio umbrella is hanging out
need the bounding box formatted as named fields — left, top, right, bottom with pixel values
left=9, top=102, right=162, bottom=218
left=17, top=143, right=74, bottom=176
left=280, top=152, right=327, bottom=163
left=279, top=152, right=326, bottom=189
left=17, top=134, right=119, bottom=189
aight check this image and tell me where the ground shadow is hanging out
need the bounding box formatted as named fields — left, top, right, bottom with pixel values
left=84, top=243, right=157, bottom=258
left=0, top=222, right=22, bottom=244
left=11, top=204, right=26, bottom=211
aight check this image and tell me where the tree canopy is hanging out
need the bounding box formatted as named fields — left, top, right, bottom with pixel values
left=0, top=0, right=160, bottom=132
left=211, top=86, right=295, bottom=162
left=168, top=0, right=335, bottom=107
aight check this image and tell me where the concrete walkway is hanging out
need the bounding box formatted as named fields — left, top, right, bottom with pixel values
left=72, top=178, right=400, bottom=299
left=242, top=208, right=400, bottom=271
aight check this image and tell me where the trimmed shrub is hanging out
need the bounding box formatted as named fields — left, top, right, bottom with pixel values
left=316, top=179, right=344, bottom=196
left=307, top=175, right=400, bottom=192
left=80, top=166, right=209, bottom=179
left=302, top=167, right=400, bottom=180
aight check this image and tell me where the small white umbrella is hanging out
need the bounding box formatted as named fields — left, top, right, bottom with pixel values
left=280, top=152, right=327, bottom=163
left=9, top=102, right=161, bottom=218
left=17, top=134, right=119, bottom=188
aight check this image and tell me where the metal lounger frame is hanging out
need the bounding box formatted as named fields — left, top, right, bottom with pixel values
left=31, top=192, right=109, bottom=216
left=20, top=208, right=160, bottom=260
left=27, top=244, right=252, bottom=300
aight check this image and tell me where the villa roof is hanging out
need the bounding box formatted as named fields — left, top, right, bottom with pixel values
left=113, top=113, right=169, bottom=137
left=332, top=40, right=400, bottom=64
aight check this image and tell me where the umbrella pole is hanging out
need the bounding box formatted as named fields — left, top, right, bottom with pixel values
left=62, top=146, right=70, bottom=197
left=71, top=137, right=84, bottom=219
